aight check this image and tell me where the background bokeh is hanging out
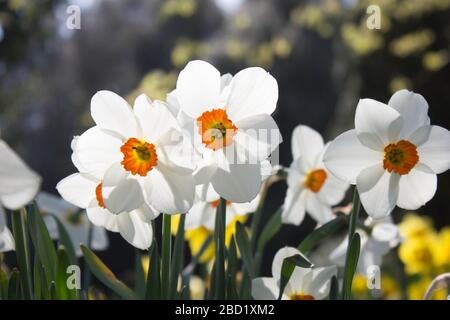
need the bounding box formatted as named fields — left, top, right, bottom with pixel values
left=1, top=0, right=450, bottom=280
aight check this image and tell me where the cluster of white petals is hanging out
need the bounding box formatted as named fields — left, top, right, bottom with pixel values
left=57, top=60, right=282, bottom=250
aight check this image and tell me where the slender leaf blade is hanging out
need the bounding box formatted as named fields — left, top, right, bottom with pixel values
left=342, top=232, right=361, bottom=300
left=235, top=222, right=255, bottom=278
left=81, top=245, right=137, bottom=300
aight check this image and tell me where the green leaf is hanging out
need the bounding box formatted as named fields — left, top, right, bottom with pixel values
left=161, top=214, right=172, bottom=299
left=255, top=209, right=282, bottom=275
left=297, top=216, right=346, bottom=253
left=213, top=198, right=227, bottom=299
left=235, top=222, right=255, bottom=278
left=11, top=209, right=33, bottom=299
left=56, top=247, right=78, bottom=300
left=226, top=237, right=238, bottom=299
left=49, top=281, right=57, bottom=300
left=8, top=269, right=22, bottom=299
left=329, top=276, right=339, bottom=300
left=134, top=249, right=146, bottom=299
left=81, top=245, right=138, bottom=300
left=145, top=241, right=161, bottom=299
left=0, top=267, right=9, bottom=299
left=27, top=204, right=58, bottom=287
left=342, top=233, right=361, bottom=300
left=33, top=252, right=42, bottom=300
left=50, top=214, right=78, bottom=266
left=278, top=253, right=313, bottom=300
left=257, top=209, right=282, bottom=253
left=170, top=214, right=185, bottom=299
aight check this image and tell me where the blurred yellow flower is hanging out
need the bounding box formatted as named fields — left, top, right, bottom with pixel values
left=381, top=275, right=401, bottom=300
left=399, top=234, right=436, bottom=275
left=407, top=277, right=447, bottom=300
left=399, top=213, right=434, bottom=240
left=433, top=227, right=450, bottom=269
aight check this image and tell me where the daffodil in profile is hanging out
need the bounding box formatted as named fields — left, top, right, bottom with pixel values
left=324, top=90, right=450, bottom=218
left=251, top=247, right=337, bottom=300
left=172, top=60, right=282, bottom=203
left=282, top=125, right=349, bottom=225
left=57, top=135, right=157, bottom=250
left=70, top=91, right=196, bottom=215
left=0, top=139, right=41, bottom=252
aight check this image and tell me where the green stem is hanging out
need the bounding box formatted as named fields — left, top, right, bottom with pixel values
left=161, top=214, right=172, bottom=299
left=342, top=187, right=361, bottom=300
left=250, top=181, right=269, bottom=252
left=11, top=209, right=33, bottom=299
left=214, top=198, right=227, bottom=299
left=83, top=221, right=93, bottom=293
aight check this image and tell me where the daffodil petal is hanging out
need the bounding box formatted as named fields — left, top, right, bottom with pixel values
left=388, top=89, right=430, bottom=138
left=144, top=163, right=195, bottom=214
left=397, top=166, right=437, bottom=210
left=56, top=173, right=98, bottom=209
left=176, top=60, right=221, bottom=118
left=234, top=113, right=282, bottom=162
left=357, top=164, right=399, bottom=219
left=291, top=125, right=324, bottom=166
left=211, top=162, right=262, bottom=203
left=0, top=207, right=15, bottom=252
left=116, top=210, right=153, bottom=250
left=281, top=186, right=306, bottom=226
left=324, top=129, right=382, bottom=184
left=91, top=90, right=138, bottom=139
left=75, top=126, right=123, bottom=180
left=251, top=278, right=280, bottom=300
left=417, top=125, right=450, bottom=174
left=86, top=207, right=119, bottom=232
left=226, top=67, right=278, bottom=122
left=355, top=98, right=403, bottom=147
left=0, top=140, right=41, bottom=210
left=304, top=266, right=337, bottom=300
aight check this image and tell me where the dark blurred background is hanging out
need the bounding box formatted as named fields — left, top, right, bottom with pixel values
left=1, top=0, right=449, bottom=277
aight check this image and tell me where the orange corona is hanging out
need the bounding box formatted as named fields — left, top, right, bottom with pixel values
left=383, top=140, right=419, bottom=175
left=289, top=293, right=315, bottom=300
left=95, top=183, right=105, bottom=208
left=197, top=109, right=237, bottom=150
left=304, top=169, right=327, bottom=193
left=120, top=138, right=158, bottom=176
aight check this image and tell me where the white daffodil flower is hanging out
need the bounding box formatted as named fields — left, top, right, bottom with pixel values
left=37, top=192, right=108, bottom=256
left=71, top=91, right=196, bottom=215
left=324, top=90, right=450, bottom=218
left=57, top=171, right=156, bottom=250
left=329, top=217, right=402, bottom=275
left=251, top=246, right=337, bottom=300
left=185, top=184, right=260, bottom=231
left=282, top=125, right=349, bottom=226
left=0, top=139, right=41, bottom=252
left=171, top=60, right=282, bottom=203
